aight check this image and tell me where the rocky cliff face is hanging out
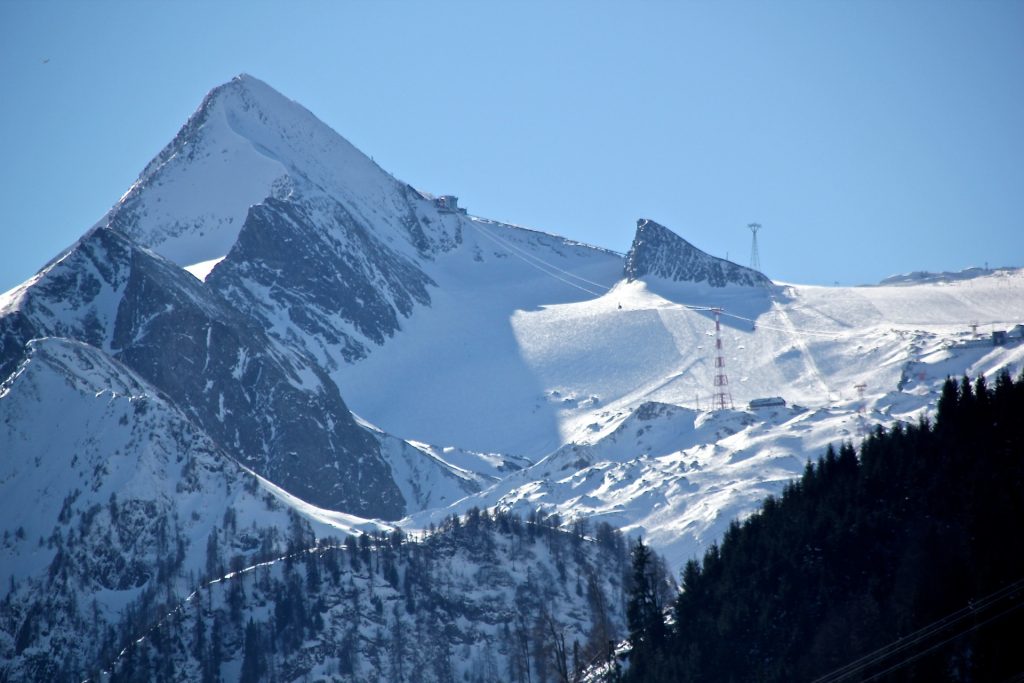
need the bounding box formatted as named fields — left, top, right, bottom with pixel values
left=208, top=192, right=438, bottom=367
left=0, top=226, right=404, bottom=518
left=624, top=218, right=773, bottom=288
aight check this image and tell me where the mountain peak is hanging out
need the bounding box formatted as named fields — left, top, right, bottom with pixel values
left=229, top=72, right=260, bottom=85
left=103, top=75, right=419, bottom=268
left=624, top=218, right=773, bottom=288
left=206, top=72, right=297, bottom=113
left=132, top=73, right=291, bottom=182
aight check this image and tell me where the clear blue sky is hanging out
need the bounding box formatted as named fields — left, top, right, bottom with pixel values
left=1, top=0, right=1022, bottom=292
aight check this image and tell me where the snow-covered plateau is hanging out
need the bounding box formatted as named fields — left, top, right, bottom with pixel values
left=2, top=74, right=1022, bottom=680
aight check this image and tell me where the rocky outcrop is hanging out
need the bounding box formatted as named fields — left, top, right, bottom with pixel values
left=625, top=218, right=773, bottom=288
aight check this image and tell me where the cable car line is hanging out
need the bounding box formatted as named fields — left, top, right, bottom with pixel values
left=467, top=219, right=847, bottom=341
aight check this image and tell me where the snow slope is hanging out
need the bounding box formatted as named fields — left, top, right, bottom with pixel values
left=336, top=215, right=624, bottom=456
left=345, top=264, right=1024, bottom=568
left=341, top=254, right=1024, bottom=452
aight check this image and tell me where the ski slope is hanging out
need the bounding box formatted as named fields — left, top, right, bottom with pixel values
left=336, top=237, right=1024, bottom=567
left=339, top=231, right=1024, bottom=457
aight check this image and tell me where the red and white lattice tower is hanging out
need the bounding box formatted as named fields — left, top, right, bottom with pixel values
left=854, top=383, right=868, bottom=436
left=712, top=308, right=734, bottom=410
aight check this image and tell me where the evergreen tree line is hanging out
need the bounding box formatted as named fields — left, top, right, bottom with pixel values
left=624, top=372, right=1024, bottom=682
left=105, top=506, right=657, bottom=683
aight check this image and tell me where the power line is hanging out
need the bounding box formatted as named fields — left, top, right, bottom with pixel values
left=471, top=219, right=1010, bottom=346
left=860, top=599, right=1024, bottom=682
left=811, top=577, right=1024, bottom=683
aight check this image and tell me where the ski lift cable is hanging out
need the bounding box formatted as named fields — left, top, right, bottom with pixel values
left=470, top=223, right=716, bottom=315
left=468, top=219, right=614, bottom=291
left=466, top=220, right=606, bottom=296
left=469, top=220, right=990, bottom=342
left=465, top=220, right=607, bottom=297
left=718, top=309, right=842, bottom=338
left=469, top=219, right=614, bottom=291
left=656, top=302, right=842, bottom=339
left=468, top=220, right=843, bottom=339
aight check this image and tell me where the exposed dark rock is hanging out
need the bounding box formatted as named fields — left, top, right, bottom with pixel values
left=0, top=226, right=404, bottom=518
left=209, top=194, right=436, bottom=366
left=624, top=218, right=773, bottom=288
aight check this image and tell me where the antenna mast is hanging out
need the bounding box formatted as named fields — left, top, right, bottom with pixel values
left=747, top=223, right=762, bottom=271
left=712, top=308, right=734, bottom=410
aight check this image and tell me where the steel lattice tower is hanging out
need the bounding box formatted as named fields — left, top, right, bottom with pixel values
left=747, top=223, right=762, bottom=271
left=712, top=308, right=734, bottom=410
left=855, top=383, right=868, bottom=436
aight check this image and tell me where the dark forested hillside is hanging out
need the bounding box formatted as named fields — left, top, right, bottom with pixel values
left=95, top=508, right=665, bottom=683
left=626, top=372, right=1024, bottom=682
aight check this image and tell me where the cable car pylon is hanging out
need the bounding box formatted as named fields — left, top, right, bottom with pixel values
left=712, top=307, right=734, bottom=410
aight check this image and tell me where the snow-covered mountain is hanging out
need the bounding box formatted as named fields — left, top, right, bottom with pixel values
left=2, top=74, right=1023, bottom=680
left=105, top=74, right=454, bottom=267
left=0, top=339, right=639, bottom=680
left=97, top=74, right=464, bottom=367
left=877, top=265, right=1018, bottom=286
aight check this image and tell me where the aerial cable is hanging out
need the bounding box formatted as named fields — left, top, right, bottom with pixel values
left=468, top=219, right=846, bottom=340
left=811, top=576, right=1024, bottom=683
left=655, top=301, right=843, bottom=339
left=469, top=219, right=614, bottom=291
left=857, top=600, right=1024, bottom=682
left=466, top=220, right=614, bottom=292
left=718, top=309, right=842, bottom=339
left=465, top=220, right=607, bottom=298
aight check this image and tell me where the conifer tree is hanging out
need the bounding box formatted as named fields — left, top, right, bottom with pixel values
left=239, top=618, right=265, bottom=683
left=625, top=538, right=666, bottom=675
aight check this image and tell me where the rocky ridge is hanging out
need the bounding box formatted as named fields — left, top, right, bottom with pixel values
left=624, top=218, right=773, bottom=288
